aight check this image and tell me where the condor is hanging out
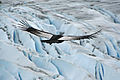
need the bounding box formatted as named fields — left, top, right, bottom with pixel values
left=20, top=20, right=101, bottom=44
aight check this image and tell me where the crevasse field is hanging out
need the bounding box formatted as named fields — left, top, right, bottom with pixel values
left=0, top=0, right=120, bottom=80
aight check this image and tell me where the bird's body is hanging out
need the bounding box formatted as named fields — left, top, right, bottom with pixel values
left=41, top=34, right=64, bottom=44
left=19, top=20, right=101, bottom=44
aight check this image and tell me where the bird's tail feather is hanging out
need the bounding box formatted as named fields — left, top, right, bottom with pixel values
left=41, top=40, right=53, bottom=44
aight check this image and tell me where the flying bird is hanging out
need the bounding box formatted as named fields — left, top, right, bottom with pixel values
left=19, top=20, right=101, bottom=44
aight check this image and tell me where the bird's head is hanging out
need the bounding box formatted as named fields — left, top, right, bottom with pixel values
left=59, top=32, right=64, bottom=35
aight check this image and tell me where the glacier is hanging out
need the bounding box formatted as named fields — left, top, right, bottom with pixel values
left=0, top=0, right=120, bottom=80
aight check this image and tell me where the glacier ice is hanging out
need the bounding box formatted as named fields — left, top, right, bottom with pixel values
left=0, top=0, right=120, bottom=80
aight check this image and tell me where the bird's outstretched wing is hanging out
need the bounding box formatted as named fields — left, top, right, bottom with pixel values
left=19, top=20, right=101, bottom=44
left=58, top=29, right=101, bottom=41
left=19, top=20, right=53, bottom=39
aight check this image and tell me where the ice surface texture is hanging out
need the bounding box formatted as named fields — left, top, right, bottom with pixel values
left=0, top=0, right=120, bottom=80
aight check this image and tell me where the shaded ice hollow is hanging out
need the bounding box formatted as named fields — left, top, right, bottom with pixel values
left=0, top=0, right=120, bottom=80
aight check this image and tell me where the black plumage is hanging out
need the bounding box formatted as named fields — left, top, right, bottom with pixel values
left=19, top=20, right=101, bottom=44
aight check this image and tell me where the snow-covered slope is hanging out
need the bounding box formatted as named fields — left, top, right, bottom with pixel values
left=0, top=0, right=120, bottom=80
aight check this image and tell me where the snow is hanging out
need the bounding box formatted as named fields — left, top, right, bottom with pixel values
left=0, top=0, right=120, bottom=80
left=51, top=59, right=96, bottom=80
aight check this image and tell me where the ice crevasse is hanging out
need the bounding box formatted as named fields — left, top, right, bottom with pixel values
left=0, top=0, right=120, bottom=80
